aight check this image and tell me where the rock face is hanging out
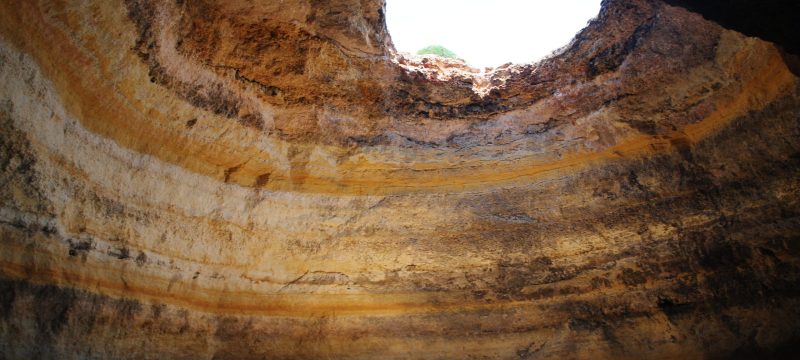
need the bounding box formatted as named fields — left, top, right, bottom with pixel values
left=663, top=0, right=800, bottom=56
left=1, top=0, right=799, bottom=358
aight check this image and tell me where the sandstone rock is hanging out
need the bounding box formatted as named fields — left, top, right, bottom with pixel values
left=0, top=0, right=799, bottom=358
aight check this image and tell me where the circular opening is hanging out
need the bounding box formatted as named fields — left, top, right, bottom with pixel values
left=386, top=0, right=603, bottom=68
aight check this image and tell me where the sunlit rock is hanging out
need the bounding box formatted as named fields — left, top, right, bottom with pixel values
left=0, top=0, right=798, bottom=358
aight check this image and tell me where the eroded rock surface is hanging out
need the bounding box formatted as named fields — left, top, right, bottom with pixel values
left=0, top=0, right=799, bottom=358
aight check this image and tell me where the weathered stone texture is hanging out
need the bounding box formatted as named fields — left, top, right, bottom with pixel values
left=0, top=0, right=798, bottom=358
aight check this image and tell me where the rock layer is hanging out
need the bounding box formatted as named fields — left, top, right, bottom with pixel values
left=1, top=0, right=799, bottom=358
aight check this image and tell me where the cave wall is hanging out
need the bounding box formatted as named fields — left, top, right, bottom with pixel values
left=1, top=0, right=799, bottom=359
left=663, top=0, right=800, bottom=56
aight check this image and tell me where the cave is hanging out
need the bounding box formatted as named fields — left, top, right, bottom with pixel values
left=1, top=0, right=799, bottom=359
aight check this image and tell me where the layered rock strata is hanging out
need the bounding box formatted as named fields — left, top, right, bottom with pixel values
left=1, top=0, right=799, bottom=358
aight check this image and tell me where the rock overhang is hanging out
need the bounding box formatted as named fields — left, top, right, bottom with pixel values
left=0, top=0, right=799, bottom=358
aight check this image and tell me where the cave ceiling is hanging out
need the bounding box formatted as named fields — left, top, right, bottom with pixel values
left=0, top=0, right=799, bottom=358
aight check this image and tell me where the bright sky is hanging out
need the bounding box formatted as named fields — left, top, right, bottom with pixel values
left=386, top=0, right=602, bottom=68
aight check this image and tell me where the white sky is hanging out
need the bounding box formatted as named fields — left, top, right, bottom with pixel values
left=386, top=0, right=602, bottom=68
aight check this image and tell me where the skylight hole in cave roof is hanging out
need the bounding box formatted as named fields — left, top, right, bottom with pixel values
left=385, top=0, right=603, bottom=69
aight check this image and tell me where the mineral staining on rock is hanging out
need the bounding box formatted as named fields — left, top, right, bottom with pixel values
left=1, top=0, right=799, bottom=359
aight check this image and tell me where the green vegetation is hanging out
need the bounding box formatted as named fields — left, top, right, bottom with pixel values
left=416, top=45, right=458, bottom=59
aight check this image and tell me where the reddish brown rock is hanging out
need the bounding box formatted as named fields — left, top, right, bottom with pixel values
left=0, top=0, right=799, bottom=358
